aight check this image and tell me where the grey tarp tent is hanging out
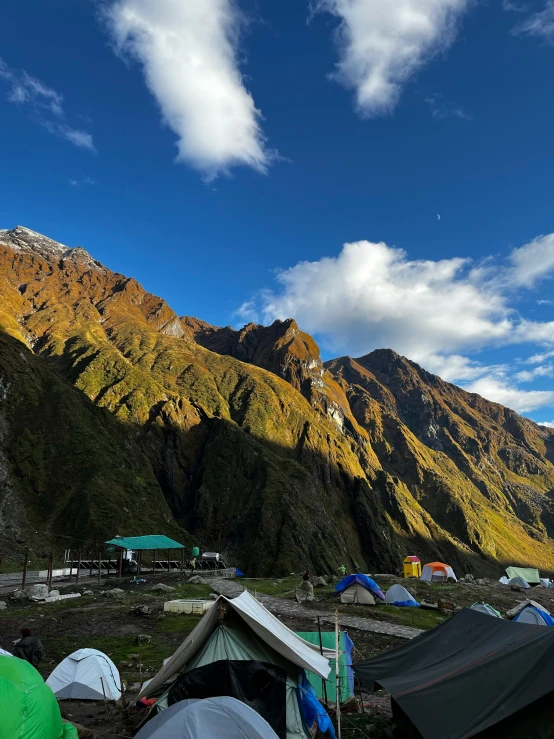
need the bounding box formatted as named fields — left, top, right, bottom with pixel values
left=353, top=608, right=554, bottom=739
left=135, top=697, right=279, bottom=739
left=505, top=567, right=540, bottom=585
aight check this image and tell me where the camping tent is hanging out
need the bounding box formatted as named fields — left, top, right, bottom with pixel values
left=513, top=605, right=554, bottom=626
left=420, top=562, right=457, bottom=582
left=335, top=575, right=384, bottom=604
left=135, top=696, right=279, bottom=739
left=505, top=567, right=540, bottom=585
left=353, top=608, right=554, bottom=739
left=0, top=655, right=78, bottom=739
left=540, top=578, right=551, bottom=588
left=46, top=649, right=121, bottom=701
left=296, top=632, right=354, bottom=703
left=508, top=576, right=531, bottom=589
left=471, top=603, right=501, bottom=618
left=138, top=591, right=335, bottom=739
left=0, top=648, right=13, bottom=657
left=384, top=584, right=419, bottom=607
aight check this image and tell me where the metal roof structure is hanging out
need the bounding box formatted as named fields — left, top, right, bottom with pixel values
left=104, top=535, right=186, bottom=550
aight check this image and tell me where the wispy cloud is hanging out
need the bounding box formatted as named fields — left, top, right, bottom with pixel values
left=104, top=0, right=275, bottom=181
left=312, top=0, right=470, bottom=116
left=69, top=176, right=96, bottom=188
left=513, top=0, right=554, bottom=43
left=0, top=58, right=95, bottom=152
left=502, top=0, right=529, bottom=12
left=537, top=299, right=554, bottom=305
left=425, top=94, right=472, bottom=120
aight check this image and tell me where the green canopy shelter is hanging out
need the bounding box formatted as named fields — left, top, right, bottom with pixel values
left=104, top=535, right=185, bottom=550
left=0, top=655, right=78, bottom=739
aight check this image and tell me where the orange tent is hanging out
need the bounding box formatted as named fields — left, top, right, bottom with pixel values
left=421, top=562, right=457, bottom=582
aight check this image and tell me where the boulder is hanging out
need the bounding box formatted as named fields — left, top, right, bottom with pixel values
left=131, top=605, right=153, bottom=616
left=0, top=601, right=7, bottom=610
left=103, top=588, right=125, bottom=599
left=187, top=575, right=208, bottom=585
left=210, top=579, right=244, bottom=599
left=82, top=590, right=93, bottom=596
left=11, top=590, right=28, bottom=601
left=438, top=600, right=456, bottom=612
left=312, top=576, right=327, bottom=588
left=26, top=584, right=49, bottom=600
left=49, top=590, right=60, bottom=598
left=420, top=600, right=439, bottom=610
left=135, top=634, right=152, bottom=645
left=475, top=579, right=486, bottom=586
left=464, top=573, right=475, bottom=583
left=150, top=583, right=176, bottom=593
left=296, top=581, right=315, bottom=604
left=209, top=593, right=219, bottom=600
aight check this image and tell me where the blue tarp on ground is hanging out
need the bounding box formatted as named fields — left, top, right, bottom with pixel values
left=235, top=569, right=245, bottom=577
left=335, top=574, right=385, bottom=601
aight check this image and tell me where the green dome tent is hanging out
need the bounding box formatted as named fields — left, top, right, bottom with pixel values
left=0, top=655, right=78, bottom=739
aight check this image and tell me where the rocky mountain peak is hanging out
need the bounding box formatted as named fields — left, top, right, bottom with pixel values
left=0, top=225, right=104, bottom=271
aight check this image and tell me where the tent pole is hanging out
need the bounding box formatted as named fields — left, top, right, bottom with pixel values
left=317, top=615, right=329, bottom=707
left=118, top=549, right=123, bottom=579
left=76, top=551, right=81, bottom=584
left=335, top=608, right=342, bottom=739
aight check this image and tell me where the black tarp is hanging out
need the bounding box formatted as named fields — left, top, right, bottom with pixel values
left=353, top=608, right=554, bottom=739
left=168, top=660, right=287, bottom=738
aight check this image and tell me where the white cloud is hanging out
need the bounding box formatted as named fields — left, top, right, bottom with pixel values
left=463, top=375, right=554, bottom=413
left=105, top=0, right=273, bottom=179
left=313, top=0, right=470, bottom=116
left=503, top=0, right=529, bottom=12
left=539, top=420, right=554, bottom=427
left=69, top=176, right=95, bottom=188
left=514, top=0, right=554, bottom=43
left=537, top=299, right=554, bottom=305
left=242, top=232, right=554, bottom=413
left=0, top=58, right=95, bottom=152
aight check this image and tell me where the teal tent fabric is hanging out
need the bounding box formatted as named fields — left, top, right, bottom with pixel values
left=104, top=535, right=185, bottom=550
left=295, top=633, right=353, bottom=703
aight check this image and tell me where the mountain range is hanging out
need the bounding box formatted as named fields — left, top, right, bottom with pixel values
left=1, top=225, right=554, bottom=576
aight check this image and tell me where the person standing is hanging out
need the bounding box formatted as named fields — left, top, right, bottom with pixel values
left=13, top=627, right=44, bottom=667
left=338, top=564, right=346, bottom=577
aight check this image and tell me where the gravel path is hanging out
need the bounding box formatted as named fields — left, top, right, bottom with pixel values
left=256, top=594, right=423, bottom=640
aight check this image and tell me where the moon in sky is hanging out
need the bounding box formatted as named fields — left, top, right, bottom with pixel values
left=437, top=214, right=441, bottom=220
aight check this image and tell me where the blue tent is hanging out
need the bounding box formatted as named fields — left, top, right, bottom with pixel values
left=513, top=606, right=554, bottom=626
left=335, top=575, right=385, bottom=601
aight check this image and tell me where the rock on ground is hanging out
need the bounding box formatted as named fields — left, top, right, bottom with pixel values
left=150, top=583, right=176, bottom=593
left=296, top=580, right=315, bottom=603
left=26, top=584, right=49, bottom=600
left=135, top=634, right=152, bottom=645
left=11, top=590, right=28, bottom=601
left=187, top=575, right=207, bottom=585
left=0, top=601, right=7, bottom=610
left=210, top=578, right=244, bottom=599
left=312, top=576, right=327, bottom=587
left=103, top=588, right=125, bottom=599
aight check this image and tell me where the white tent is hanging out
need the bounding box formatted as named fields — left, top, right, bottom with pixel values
left=340, top=583, right=375, bottom=605
left=47, top=648, right=121, bottom=700
left=508, top=576, right=530, bottom=589
left=384, top=584, right=416, bottom=604
left=540, top=578, right=551, bottom=588
left=0, top=648, right=13, bottom=657
left=138, top=591, right=334, bottom=739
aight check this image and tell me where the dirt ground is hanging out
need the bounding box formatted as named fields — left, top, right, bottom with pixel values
left=1, top=571, right=552, bottom=737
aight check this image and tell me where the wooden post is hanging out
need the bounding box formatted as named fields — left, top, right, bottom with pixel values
left=97, top=549, right=102, bottom=584
left=317, top=615, right=329, bottom=707
left=89, top=551, right=93, bottom=579
left=137, top=550, right=142, bottom=576
left=76, top=551, right=82, bottom=584
left=47, top=553, right=53, bottom=587
left=22, top=548, right=29, bottom=590
left=180, top=548, right=184, bottom=572
left=335, top=609, right=342, bottom=739
left=152, top=549, right=156, bottom=574
left=118, top=549, right=123, bottom=579
left=167, top=548, right=171, bottom=573
left=68, top=549, right=72, bottom=581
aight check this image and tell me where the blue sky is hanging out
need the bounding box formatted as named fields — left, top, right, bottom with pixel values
left=2, top=0, right=554, bottom=422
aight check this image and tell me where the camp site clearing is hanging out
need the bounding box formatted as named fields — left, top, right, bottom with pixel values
left=2, top=572, right=554, bottom=738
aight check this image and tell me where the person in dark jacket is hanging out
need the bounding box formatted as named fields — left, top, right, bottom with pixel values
left=13, top=627, right=44, bottom=667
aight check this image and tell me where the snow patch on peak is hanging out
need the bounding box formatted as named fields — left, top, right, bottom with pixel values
left=0, top=226, right=105, bottom=271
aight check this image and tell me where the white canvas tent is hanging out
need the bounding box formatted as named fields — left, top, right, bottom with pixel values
left=138, top=591, right=334, bottom=739
left=384, top=584, right=416, bottom=605
left=508, top=576, right=531, bottom=589
left=340, top=583, right=375, bottom=605
left=46, top=648, right=121, bottom=700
